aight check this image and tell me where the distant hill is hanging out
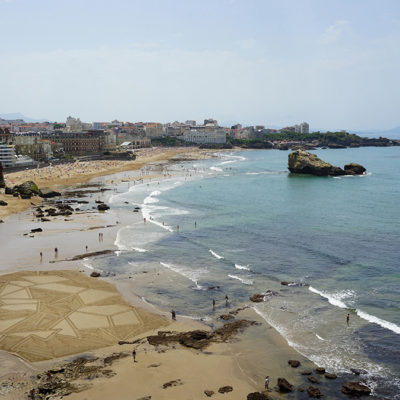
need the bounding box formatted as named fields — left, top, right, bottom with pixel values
left=0, top=113, right=51, bottom=123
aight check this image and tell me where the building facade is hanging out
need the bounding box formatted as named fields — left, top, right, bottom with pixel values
left=182, top=129, right=226, bottom=144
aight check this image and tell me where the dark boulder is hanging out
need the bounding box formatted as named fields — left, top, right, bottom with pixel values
left=341, top=381, right=371, bottom=396
left=315, top=367, right=326, bottom=374
left=204, top=390, right=215, bottom=397
left=247, top=393, right=269, bottom=400
left=218, top=386, right=233, bottom=393
left=97, top=204, right=110, bottom=211
left=5, top=186, right=13, bottom=195
left=350, top=368, right=368, bottom=376
left=277, top=378, right=294, bottom=393
left=0, top=200, right=7, bottom=206
left=288, top=360, right=301, bottom=368
left=31, top=228, right=43, bottom=233
left=301, top=371, right=313, bottom=375
left=344, top=163, right=366, bottom=175
left=307, top=386, right=324, bottom=398
left=324, top=373, right=337, bottom=379
left=308, top=376, right=320, bottom=384
left=90, top=271, right=101, bottom=278
left=39, top=187, right=61, bottom=198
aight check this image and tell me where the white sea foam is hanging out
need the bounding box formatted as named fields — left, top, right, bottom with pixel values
left=228, top=274, right=253, bottom=285
left=356, top=309, right=400, bottom=335
left=210, top=166, right=223, bottom=172
left=235, top=264, right=250, bottom=270
left=246, top=172, right=260, bottom=175
left=160, top=262, right=205, bottom=290
left=209, top=249, right=224, bottom=259
left=309, top=286, right=353, bottom=309
left=114, top=226, right=148, bottom=251
left=316, top=334, right=325, bottom=341
left=219, top=160, right=237, bottom=165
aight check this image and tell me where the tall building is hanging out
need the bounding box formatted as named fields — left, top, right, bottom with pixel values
left=0, top=144, right=16, bottom=168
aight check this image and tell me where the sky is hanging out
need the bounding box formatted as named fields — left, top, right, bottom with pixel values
left=0, top=0, right=399, bottom=130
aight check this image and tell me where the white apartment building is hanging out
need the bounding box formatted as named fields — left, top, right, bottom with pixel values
left=183, top=129, right=226, bottom=144
left=0, top=144, right=16, bottom=168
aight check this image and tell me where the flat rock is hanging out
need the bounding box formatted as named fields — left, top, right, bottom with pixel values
left=218, top=386, right=233, bottom=393
left=324, top=373, right=337, bottom=379
left=308, top=376, right=320, bottom=384
left=162, top=379, right=182, bottom=389
left=204, top=390, right=214, bottom=397
left=341, top=381, right=371, bottom=396
left=39, top=187, right=61, bottom=198
left=301, top=371, right=313, bottom=375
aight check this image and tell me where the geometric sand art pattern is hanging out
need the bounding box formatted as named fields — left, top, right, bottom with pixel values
left=0, top=270, right=168, bottom=361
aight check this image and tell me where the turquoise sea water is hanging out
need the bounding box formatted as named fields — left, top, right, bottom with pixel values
left=93, top=147, right=400, bottom=398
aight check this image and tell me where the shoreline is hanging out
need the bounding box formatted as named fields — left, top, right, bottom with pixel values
left=0, top=147, right=367, bottom=399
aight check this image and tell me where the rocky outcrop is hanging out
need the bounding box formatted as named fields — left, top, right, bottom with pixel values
left=341, top=381, right=371, bottom=396
left=288, top=150, right=366, bottom=176
left=39, top=187, right=61, bottom=198
left=0, top=162, right=4, bottom=188
left=147, top=320, right=259, bottom=350
left=277, top=378, right=294, bottom=393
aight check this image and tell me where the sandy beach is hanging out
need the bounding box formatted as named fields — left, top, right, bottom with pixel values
left=0, top=147, right=333, bottom=400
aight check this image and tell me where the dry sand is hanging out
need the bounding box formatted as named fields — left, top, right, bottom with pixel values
left=0, top=147, right=214, bottom=221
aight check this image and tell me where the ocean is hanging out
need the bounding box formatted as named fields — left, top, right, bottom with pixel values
left=90, top=147, right=400, bottom=399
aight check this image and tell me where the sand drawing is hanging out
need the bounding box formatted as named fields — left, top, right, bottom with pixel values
left=0, top=270, right=167, bottom=361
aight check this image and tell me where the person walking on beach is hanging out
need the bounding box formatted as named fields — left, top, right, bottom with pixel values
left=346, top=313, right=350, bottom=325
left=225, top=295, right=229, bottom=306
left=40, top=252, right=42, bottom=261
left=265, top=376, right=270, bottom=391
left=54, top=248, right=58, bottom=258
left=212, top=299, right=216, bottom=310
left=171, top=310, right=176, bottom=320
left=132, top=349, right=137, bottom=362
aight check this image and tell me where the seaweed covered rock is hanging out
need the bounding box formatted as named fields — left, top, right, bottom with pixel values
left=13, top=181, right=39, bottom=199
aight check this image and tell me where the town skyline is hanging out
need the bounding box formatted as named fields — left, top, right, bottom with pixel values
left=1, top=0, right=400, bottom=131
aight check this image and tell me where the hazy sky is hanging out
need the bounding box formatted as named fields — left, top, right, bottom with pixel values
left=1, top=0, right=399, bottom=130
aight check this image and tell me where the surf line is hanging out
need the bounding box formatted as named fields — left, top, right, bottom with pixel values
left=309, top=286, right=400, bottom=335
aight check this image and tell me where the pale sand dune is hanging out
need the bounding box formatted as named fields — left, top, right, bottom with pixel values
left=0, top=270, right=168, bottom=362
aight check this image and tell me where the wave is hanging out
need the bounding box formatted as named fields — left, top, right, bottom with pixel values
left=246, top=172, right=260, bottom=175
left=356, top=309, right=400, bottom=335
left=159, top=262, right=205, bottom=290
left=228, top=274, right=253, bottom=285
left=210, top=166, right=223, bottom=172
left=309, top=286, right=353, bottom=309
left=309, top=286, right=400, bottom=335
left=235, top=264, right=250, bottom=270
left=209, top=249, right=224, bottom=259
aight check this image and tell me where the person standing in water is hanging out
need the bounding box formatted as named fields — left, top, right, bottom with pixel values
left=346, top=313, right=350, bottom=325
left=265, top=376, right=270, bottom=391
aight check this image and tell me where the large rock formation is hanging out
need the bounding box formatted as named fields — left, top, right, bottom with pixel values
left=11, top=181, right=40, bottom=199
left=288, top=150, right=366, bottom=176
left=0, top=162, right=4, bottom=188
left=341, top=381, right=371, bottom=396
